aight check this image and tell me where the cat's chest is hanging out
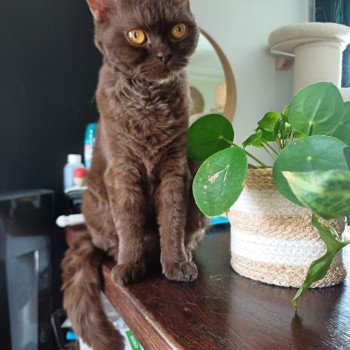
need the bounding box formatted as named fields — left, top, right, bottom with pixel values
left=106, top=76, right=188, bottom=145
left=119, top=78, right=185, bottom=118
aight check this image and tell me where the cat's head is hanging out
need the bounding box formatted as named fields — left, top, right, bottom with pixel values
left=86, top=0, right=199, bottom=82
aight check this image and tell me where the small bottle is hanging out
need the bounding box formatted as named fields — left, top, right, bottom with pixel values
left=84, top=123, right=97, bottom=169
left=73, top=167, right=87, bottom=187
left=63, top=154, right=84, bottom=191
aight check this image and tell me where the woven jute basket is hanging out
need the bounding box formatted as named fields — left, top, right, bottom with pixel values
left=228, top=168, right=346, bottom=288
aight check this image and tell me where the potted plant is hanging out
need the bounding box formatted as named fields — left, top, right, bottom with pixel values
left=187, top=82, right=350, bottom=307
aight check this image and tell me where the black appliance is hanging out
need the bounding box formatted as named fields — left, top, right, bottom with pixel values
left=0, top=190, right=54, bottom=350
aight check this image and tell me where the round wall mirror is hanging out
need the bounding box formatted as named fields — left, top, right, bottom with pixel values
left=187, top=29, right=236, bottom=124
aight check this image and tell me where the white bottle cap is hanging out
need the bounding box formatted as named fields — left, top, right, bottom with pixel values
left=67, top=154, right=82, bottom=164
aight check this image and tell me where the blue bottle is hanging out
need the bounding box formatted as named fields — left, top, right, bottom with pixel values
left=84, top=123, right=97, bottom=169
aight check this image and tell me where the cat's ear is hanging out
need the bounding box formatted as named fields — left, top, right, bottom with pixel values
left=180, top=0, right=190, bottom=9
left=86, top=0, right=113, bottom=22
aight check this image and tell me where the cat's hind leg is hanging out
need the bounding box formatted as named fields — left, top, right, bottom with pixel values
left=82, top=188, right=119, bottom=259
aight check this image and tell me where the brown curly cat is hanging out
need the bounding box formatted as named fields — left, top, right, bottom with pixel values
left=61, top=0, right=206, bottom=349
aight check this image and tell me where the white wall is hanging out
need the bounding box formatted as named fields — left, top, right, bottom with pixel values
left=190, top=0, right=310, bottom=145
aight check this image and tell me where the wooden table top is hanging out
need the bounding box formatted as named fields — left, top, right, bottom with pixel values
left=102, top=226, right=350, bottom=350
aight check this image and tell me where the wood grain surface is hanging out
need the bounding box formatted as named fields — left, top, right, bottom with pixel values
left=68, top=226, right=350, bottom=349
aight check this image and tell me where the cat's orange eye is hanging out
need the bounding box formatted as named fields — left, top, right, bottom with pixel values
left=128, top=29, right=146, bottom=45
left=171, top=23, right=187, bottom=40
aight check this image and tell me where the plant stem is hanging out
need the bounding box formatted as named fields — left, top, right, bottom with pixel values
left=220, top=136, right=268, bottom=168
left=276, top=137, right=283, bottom=150
left=262, top=144, right=276, bottom=161
left=307, top=124, right=314, bottom=136
left=318, top=216, right=341, bottom=240
left=281, top=135, right=285, bottom=149
left=264, top=142, right=279, bottom=155
left=289, top=130, right=294, bottom=144
left=245, top=150, right=268, bottom=168
left=248, top=164, right=258, bottom=169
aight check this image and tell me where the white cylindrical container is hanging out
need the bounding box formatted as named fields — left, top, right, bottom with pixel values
left=294, top=41, right=343, bottom=91
left=268, top=23, right=350, bottom=92
left=228, top=168, right=346, bottom=288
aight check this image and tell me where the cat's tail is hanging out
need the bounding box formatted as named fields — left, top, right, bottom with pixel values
left=61, top=232, right=124, bottom=350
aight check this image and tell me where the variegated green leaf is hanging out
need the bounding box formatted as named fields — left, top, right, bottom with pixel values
left=283, top=169, right=350, bottom=219
left=273, top=136, right=348, bottom=206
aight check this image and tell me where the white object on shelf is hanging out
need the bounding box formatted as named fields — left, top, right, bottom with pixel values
left=340, top=87, right=350, bottom=101
left=344, top=225, right=350, bottom=241
left=64, top=154, right=85, bottom=190
left=64, top=185, right=87, bottom=194
left=268, top=22, right=350, bottom=93
left=78, top=293, right=143, bottom=350
left=79, top=339, right=93, bottom=350
left=56, top=214, right=85, bottom=228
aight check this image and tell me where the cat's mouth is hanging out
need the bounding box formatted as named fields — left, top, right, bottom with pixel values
left=137, top=60, right=186, bottom=82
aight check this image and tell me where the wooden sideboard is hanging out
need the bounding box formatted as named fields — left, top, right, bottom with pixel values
left=66, top=225, right=350, bottom=349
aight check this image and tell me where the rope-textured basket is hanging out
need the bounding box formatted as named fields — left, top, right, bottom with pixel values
left=228, top=168, right=346, bottom=288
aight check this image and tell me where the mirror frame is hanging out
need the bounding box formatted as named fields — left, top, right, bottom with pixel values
left=199, top=28, right=237, bottom=121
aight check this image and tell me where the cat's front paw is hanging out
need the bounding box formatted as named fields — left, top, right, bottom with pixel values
left=163, top=260, right=198, bottom=282
left=111, top=262, right=146, bottom=286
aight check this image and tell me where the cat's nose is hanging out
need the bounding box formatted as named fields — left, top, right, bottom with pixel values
left=156, top=52, right=172, bottom=64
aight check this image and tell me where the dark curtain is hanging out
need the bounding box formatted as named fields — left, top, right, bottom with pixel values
left=0, top=0, right=101, bottom=337
left=316, top=0, right=350, bottom=87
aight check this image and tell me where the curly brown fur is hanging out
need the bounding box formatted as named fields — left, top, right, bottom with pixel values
left=61, top=234, right=124, bottom=349
left=61, top=0, right=207, bottom=348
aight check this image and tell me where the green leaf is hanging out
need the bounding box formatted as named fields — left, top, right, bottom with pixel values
left=255, top=112, right=282, bottom=143
left=344, top=147, right=350, bottom=170
left=258, top=112, right=282, bottom=133
left=293, top=131, right=306, bottom=139
left=193, top=147, right=248, bottom=216
left=274, top=118, right=286, bottom=136
left=258, top=127, right=276, bottom=142
left=187, top=114, right=234, bottom=161
left=288, top=82, right=344, bottom=136
left=242, top=131, right=265, bottom=148
left=291, top=214, right=349, bottom=307
left=331, top=101, right=350, bottom=145
left=273, top=136, right=348, bottom=205
left=283, top=170, right=350, bottom=219
left=291, top=252, right=336, bottom=307
left=274, top=120, right=299, bottom=141
left=244, top=112, right=284, bottom=148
